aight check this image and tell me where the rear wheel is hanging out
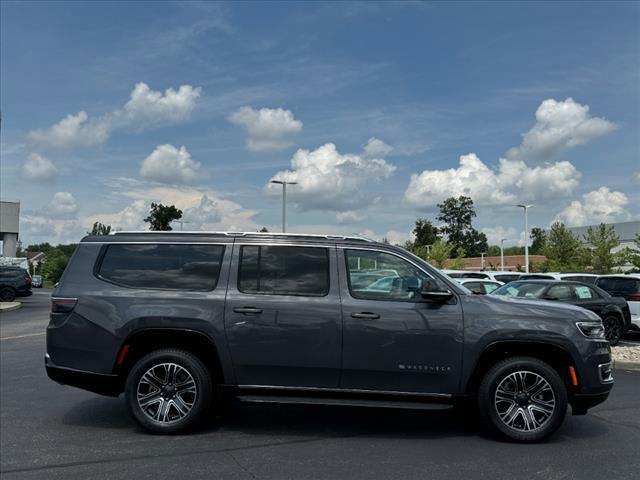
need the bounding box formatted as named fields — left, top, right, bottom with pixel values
left=0, top=287, right=16, bottom=302
left=125, top=349, right=213, bottom=434
left=603, top=316, right=622, bottom=346
left=478, top=356, right=567, bottom=442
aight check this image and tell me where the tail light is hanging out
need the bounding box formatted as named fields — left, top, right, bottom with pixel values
left=25, top=274, right=32, bottom=284
left=51, top=297, right=77, bottom=313
left=625, top=293, right=640, bottom=302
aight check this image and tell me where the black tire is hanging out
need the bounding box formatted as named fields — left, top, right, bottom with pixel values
left=603, top=316, right=622, bottom=346
left=478, top=356, right=567, bottom=443
left=125, top=349, right=214, bottom=434
left=0, top=287, right=16, bottom=302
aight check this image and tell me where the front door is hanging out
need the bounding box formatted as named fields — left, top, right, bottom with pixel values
left=339, top=248, right=463, bottom=394
left=224, top=242, right=342, bottom=388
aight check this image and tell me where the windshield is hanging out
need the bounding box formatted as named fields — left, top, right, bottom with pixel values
left=491, top=281, right=547, bottom=298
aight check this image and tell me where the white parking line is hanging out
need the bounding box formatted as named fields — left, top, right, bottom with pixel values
left=0, top=332, right=46, bottom=341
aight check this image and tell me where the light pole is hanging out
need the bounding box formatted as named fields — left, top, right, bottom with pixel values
left=271, top=180, right=297, bottom=233
left=172, top=220, right=191, bottom=231
left=480, top=252, right=487, bottom=271
left=500, top=238, right=507, bottom=271
left=516, top=204, right=534, bottom=273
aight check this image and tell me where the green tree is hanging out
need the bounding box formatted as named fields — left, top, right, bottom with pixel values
left=259, top=227, right=269, bottom=233
left=530, top=227, right=547, bottom=255
left=42, top=249, right=70, bottom=284
left=88, top=222, right=111, bottom=236
left=436, top=196, right=487, bottom=257
left=144, top=203, right=183, bottom=231
left=412, top=218, right=440, bottom=248
left=584, top=224, right=621, bottom=274
left=428, top=239, right=455, bottom=269
left=544, top=222, right=586, bottom=272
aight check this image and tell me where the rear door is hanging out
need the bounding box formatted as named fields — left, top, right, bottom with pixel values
left=224, top=241, right=342, bottom=388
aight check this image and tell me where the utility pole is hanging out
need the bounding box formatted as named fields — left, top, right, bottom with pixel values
left=271, top=180, right=297, bottom=232
left=480, top=252, right=487, bottom=271
left=516, top=204, right=534, bottom=273
left=500, top=238, right=507, bottom=271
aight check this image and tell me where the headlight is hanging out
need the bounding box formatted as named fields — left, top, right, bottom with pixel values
left=576, top=321, right=605, bottom=339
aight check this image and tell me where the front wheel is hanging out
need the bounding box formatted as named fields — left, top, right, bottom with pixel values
left=125, top=349, right=213, bottom=434
left=603, top=316, right=622, bottom=346
left=478, top=357, right=567, bottom=442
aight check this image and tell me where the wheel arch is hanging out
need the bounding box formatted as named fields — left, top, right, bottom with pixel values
left=465, top=340, right=576, bottom=394
left=114, top=328, right=225, bottom=386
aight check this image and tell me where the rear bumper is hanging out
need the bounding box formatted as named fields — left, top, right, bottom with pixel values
left=45, top=354, right=122, bottom=397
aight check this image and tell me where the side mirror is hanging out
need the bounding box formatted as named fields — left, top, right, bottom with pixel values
left=421, top=278, right=454, bottom=303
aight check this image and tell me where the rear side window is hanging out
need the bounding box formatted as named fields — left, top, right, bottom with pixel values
left=597, top=277, right=640, bottom=295
left=238, top=245, right=329, bottom=296
left=98, top=244, right=225, bottom=291
left=494, top=274, right=521, bottom=283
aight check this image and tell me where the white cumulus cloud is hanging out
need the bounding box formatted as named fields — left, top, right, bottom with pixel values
left=555, top=187, right=629, bottom=226
left=120, top=82, right=201, bottom=125
left=27, top=82, right=201, bottom=149
left=363, top=137, right=392, bottom=158
left=506, top=98, right=616, bottom=162
left=48, top=192, right=79, bottom=218
left=139, top=144, right=203, bottom=184
left=404, top=153, right=581, bottom=209
left=229, top=106, right=303, bottom=152
left=183, top=195, right=223, bottom=226
left=267, top=143, right=396, bottom=212
left=28, top=111, right=110, bottom=148
left=22, top=153, right=57, bottom=181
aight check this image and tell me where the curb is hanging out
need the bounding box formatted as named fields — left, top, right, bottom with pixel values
left=614, top=361, right=640, bottom=372
left=0, top=302, right=22, bottom=313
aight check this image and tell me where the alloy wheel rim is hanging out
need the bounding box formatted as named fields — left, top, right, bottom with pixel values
left=494, top=370, right=555, bottom=432
left=604, top=318, right=620, bottom=342
left=137, top=362, right=197, bottom=424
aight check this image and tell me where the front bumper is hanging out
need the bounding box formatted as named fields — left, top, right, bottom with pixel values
left=571, top=391, right=611, bottom=415
left=45, top=354, right=122, bottom=397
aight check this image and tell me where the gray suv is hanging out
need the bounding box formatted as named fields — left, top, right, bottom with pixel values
left=46, top=232, right=613, bottom=442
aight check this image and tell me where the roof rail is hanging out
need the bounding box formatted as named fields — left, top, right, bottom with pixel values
left=111, top=230, right=376, bottom=242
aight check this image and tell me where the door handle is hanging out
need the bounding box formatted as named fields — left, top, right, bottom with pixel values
left=233, top=307, right=263, bottom=314
left=351, top=312, right=380, bottom=320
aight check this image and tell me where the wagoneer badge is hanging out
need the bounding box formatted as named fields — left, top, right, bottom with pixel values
left=399, top=364, right=452, bottom=373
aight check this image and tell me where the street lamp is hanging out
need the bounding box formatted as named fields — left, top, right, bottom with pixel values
left=500, top=238, right=507, bottom=271
left=271, top=180, right=297, bottom=233
left=172, top=220, right=191, bottom=231
left=515, top=204, right=534, bottom=273
left=480, top=252, right=487, bottom=271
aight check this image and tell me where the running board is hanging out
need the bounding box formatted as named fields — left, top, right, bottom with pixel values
left=235, top=394, right=453, bottom=411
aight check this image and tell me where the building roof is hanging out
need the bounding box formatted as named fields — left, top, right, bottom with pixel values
left=568, top=220, right=640, bottom=242
left=25, top=251, right=47, bottom=262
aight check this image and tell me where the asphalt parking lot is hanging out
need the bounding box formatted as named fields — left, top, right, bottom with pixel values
left=1, top=290, right=639, bottom=480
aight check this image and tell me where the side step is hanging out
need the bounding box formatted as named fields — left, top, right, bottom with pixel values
left=235, top=395, right=453, bottom=411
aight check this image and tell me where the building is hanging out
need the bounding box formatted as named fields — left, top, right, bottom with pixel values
left=26, top=251, right=47, bottom=270
left=0, top=200, right=20, bottom=257
left=452, top=255, right=547, bottom=272
left=568, top=220, right=639, bottom=253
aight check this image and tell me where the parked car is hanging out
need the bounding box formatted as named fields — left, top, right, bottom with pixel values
left=519, top=273, right=598, bottom=284
left=596, top=274, right=640, bottom=332
left=0, top=266, right=32, bottom=302
left=32, top=275, right=43, bottom=288
left=46, top=231, right=614, bottom=442
left=442, top=270, right=522, bottom=284
left=491, top=280, right=631, bottom=345
left=456, top=278, right=503, bottom=295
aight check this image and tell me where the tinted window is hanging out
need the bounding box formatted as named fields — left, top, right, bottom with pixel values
left=493, top=281, right=547, bottom=298
left=461, top=273, right=489, bottom=279
left=238, top=245, right=329, bottom=296
left=98, top=244, right=225, bottom=291
left=597, top=277, right=640, bottom=295
left=547, top=284, right=575, bottom=301
left=346, top=249, right=433, bottom=301
left=563, top=275, right=596, bottom=284
left=493, top=274, right=521, bottom=283
left=573, top=285, right=598, bottom=300
left=522, top=274, right=555, bottom=280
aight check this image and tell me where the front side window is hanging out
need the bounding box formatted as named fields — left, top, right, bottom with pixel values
left=98, top=244, right=225, bottom=291
left=546, top=284, right=575, bottom=301
left=238, top=245, right=329, bottom=296
left=345, top=249, right=431, bottom=301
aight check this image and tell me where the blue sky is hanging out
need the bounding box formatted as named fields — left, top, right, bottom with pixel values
left=1, top=1, right=639, bottom=247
